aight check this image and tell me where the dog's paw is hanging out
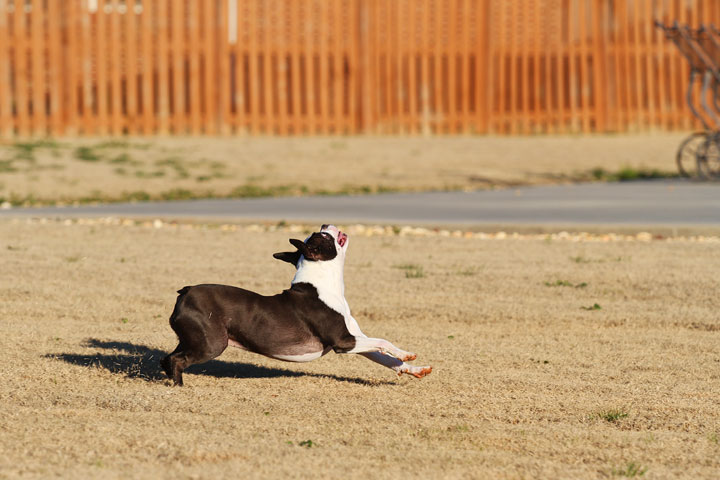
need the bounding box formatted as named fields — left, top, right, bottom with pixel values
left=398, top=365, right=432, bottom=378
left=410, top=366, right=432, bottom=378
left=401, top=352, right=417, bottom=362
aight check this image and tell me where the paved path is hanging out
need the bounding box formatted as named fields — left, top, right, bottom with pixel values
left=2, top=180, right=719, bottom=227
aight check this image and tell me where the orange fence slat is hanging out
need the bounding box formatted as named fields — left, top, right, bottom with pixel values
left=125, top=0, right=138, bottom=134
left=217, top=0, right=229, bottom=134
left=202, top=0, right=215, bottom=134
left=248, top=0, right=260, bottom=133
left=188, top=0, right=200, bottom=134
left=0, top=0, right=12, bottom=136
left=109, top=0, right=122, bottom=135
left=156, top=0, right=169, bottom=134
left=13, top=0, right=28, bottom=135
left=29, top=0, right=44, bottom=135
left=289, top=0, right=300, bottom=134
left=140, top=0, right=154, bottom=134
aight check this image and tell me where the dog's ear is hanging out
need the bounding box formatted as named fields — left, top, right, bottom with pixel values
left=273, top=250, right=302, bottom=266
left=288, top=238, right=314, bottom=260
left=273, top=238, right=311, bottom=265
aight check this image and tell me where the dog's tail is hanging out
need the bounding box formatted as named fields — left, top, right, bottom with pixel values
left=169, top=286, right=193, bottom=327
left=176, top=286, right=192, bottom=296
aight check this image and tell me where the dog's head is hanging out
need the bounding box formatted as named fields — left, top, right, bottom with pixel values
left=273, top=224, right=348, bottom=269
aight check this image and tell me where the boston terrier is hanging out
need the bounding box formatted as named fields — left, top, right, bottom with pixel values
left=161, top=224, right=432, bottom=385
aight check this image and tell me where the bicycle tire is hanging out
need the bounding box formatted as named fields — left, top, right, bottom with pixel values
left=675, top=132, right=707, bottom=178
left=696, top=135, right=720, bottom=180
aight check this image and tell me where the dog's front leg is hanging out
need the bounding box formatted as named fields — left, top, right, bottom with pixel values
left=360, top=352, right=433, bottom=378
left=344, top=336, right=417, bottom=362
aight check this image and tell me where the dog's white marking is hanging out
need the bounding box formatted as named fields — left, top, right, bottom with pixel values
left=291, top=226, right=357, bottom=332
left=290, top=225, right=430, bottom=374
left=271, top=350, right=326, bottom=363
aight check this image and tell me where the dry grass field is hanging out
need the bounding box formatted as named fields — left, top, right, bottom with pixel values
left=1, top=218, right=719, bottom=479
left=0, top=134, right=686, bottom=206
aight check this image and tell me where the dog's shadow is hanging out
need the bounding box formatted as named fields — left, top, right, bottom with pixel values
left=49, top=339, right=393, bottom=386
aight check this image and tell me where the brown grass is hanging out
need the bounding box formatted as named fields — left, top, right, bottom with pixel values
left=1, top=219, right=719, bottom=478
left=0, top=134, right=685, bottom=205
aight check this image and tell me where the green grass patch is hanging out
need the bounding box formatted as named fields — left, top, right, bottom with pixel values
left=109, top=153, right=140, bottom=165
left=0, top=160, right=17, bottom=173
left=570, top=255, right=592, bottom=264
left=581, top=303, right=602, bottom=311
left=457, top=267, right=480, bottom=276
left=393, top=264, right=425, bottom=278
left=74, top=146, right=102, bottom=162
left=545, top=280, right=587, bottom=288
left=611, top=462, right=647, bottom=477
left=12, top=139, right=60, bottom=161
left=93, top=140, right=151, bottom=150
left=230, top=184, right=298, bottom=198
left=134, top=170, right=166, bottom=179
left=590, top=166, right=677, bottom=182
left=158, top=188, right=195, bottom=201
left=595, top=408, right=628, bottom=423
left=155, top=157, right=190, bottom=179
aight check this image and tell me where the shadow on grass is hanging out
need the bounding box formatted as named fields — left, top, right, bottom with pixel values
left=47, top=339, right=393, bottom=386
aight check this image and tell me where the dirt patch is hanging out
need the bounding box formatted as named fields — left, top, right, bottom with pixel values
left=0, top=134, right=687, bottom=205
left=1, top=219, right=718, bottom=478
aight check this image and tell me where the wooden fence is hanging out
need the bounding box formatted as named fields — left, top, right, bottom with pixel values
left=0, top=0, right=719, bottom=136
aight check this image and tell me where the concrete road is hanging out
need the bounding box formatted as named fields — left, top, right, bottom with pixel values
left=2, top=180, right=719, bottom=228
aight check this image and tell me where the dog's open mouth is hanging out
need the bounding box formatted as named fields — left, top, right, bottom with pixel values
left=338, top=231, right=347, bottom=247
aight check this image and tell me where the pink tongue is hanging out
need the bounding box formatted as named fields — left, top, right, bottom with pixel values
left=338, top=233, right=347, bottom=247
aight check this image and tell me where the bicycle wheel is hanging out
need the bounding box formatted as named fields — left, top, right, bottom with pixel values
left=697, top=135, right=720, bottom=180
left=675, top=132, right=707, bottom=178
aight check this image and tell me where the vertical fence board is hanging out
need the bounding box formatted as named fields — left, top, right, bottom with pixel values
left=109, top=0, right=122, bottom=134
left=359, top=0, right=373, bottom=132
left=447, top=0, right=457, bottom=133
left=249, top=0, right=260, bottom=133
left=30, top=0, right=44, bottom=134
left=432, top=0, right=443, bottom=133
left=218, top=0, right=230, bottom=134
left=290, top=0, right=302, bottom=134
left=201, top=0, right=215, bottom=134
left=13, top=0, right=28, bottom=135
left=125, top=0, right=137, bottom=134
left=475, top=0, right=487, bottom=133
left=157, top=0, right=169, bottom=133
left=170, top=0, right=184, bottom=133
left=188, top=0, right=200, bottom=134
left=49, top=0, right=62, bottom=134
left=140, top=0, right=154, bottom=134
left=318, top=1, right=328, bottom=133
left=276, top=1, right=288, bottom=135
left=577, top=0, right=588, bottom=132
left=348, top=0, right=359, bottom=132
left=592, top=0, right=606, bottom=132
left=96, top=1, right=108, bottom=134
left=0, top=1, right=10, bottom=136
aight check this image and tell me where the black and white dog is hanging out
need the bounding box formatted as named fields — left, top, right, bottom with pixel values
left=161, top=224, right=432, bottom=385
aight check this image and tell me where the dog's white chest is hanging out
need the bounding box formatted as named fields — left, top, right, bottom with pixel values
left=291, top=260, right=365, bottom=338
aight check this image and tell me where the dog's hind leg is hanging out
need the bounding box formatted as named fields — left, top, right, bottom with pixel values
left=163, top=312, right=228, bottom=386
left=343, top=336, right=417, bottom=362
left=359, top=352, right=432, bottom=378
